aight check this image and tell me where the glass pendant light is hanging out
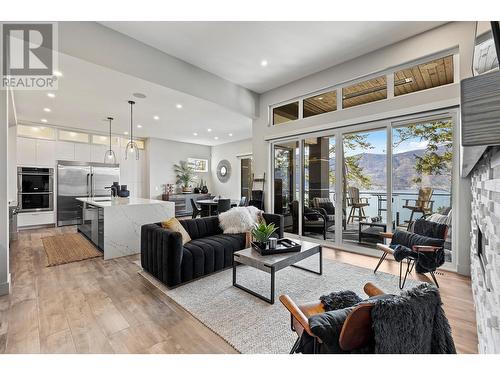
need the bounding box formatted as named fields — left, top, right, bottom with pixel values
left=104, top=117, right=116, bottom=164
left=125, top=100, right=139, bottom=160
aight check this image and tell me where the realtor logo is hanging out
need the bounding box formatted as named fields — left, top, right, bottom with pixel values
left=1, top=22, right=58, bottom=90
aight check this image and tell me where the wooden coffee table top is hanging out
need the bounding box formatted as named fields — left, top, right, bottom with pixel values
left=233, top=239, right=321, bottom=273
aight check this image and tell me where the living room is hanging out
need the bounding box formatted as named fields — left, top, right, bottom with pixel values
left=1, top=1, right=500, bottom=372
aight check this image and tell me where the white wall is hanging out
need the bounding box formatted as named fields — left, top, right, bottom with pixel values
left=8, top=105, right=17, bottom=205
left=1, top=87, right=10, bottom=296
left=146, top=137, right=212, bottom=199
left=252, top=21, right=477, bottom=275
left=211, top=139, right=252, bottom=199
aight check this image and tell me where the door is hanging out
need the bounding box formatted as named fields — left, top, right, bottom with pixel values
left=240, top=157, right=252, bottom=203
left=57, top=163, right=91, bottom=226
left=273, top=140, right=300, bottom=235
left=91, top=166, right=120, bottom=197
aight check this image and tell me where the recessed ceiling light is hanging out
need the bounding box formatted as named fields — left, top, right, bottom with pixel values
left=228, top=133, right=233, bottom=137
left=124, top=131, right=129, bottom=135
left=176, top=104, right=183, bottom=109
left=207, top=128, right=212, bottom=132
left=47, top=93, right=56, bottom=98
left=260, top=60, right=268, bottom=67
left=214, top=136, right=219, bottom=140
left=317, top=96, right=323, bottom=100
left=193, top=132, right=198, bottom=136
left=137, top=124, right=143, bottom=128
left=132, top=92, right=147, bottom=99
left=153, top=115, right=159, bottom=120
left=40, top=118, right=48, bottom=123
left=53, top=70, right=63, bottom=77
left=43, top=107, right=51, bottom=112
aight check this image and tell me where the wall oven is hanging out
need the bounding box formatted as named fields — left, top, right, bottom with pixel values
left=17, top=167, right=54, bottom=212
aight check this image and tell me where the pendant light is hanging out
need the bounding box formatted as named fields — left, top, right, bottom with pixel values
left=104, top=117, right=116, bottom=164
left=125, top=100, right=139, bottom=160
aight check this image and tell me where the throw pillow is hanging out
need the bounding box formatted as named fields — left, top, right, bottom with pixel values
left=219, top=207, right=256, bottom=234
left=320, top=290, right=362, bottom=311
left=308, top=308, right=353, bottom=353
left=161, top=217, right=191, bottom=245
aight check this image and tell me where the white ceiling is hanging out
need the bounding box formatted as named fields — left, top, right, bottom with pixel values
left=101, top=21, right=447, bottom=93
left=13, top=53, right=252, bottom=146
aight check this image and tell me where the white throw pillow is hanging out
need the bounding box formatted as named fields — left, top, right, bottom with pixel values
left=219, top=207, right=256, bottom=234
left=245, top=205, right=263, bottom=223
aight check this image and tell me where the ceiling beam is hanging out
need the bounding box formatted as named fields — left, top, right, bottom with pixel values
left=57, top=22, right=258, bottom=119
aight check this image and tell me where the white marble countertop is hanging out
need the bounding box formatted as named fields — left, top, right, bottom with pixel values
left=76, top=197, right=169, bottom=208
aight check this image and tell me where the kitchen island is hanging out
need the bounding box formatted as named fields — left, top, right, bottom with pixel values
left=76, top=197, right=175, bottom=260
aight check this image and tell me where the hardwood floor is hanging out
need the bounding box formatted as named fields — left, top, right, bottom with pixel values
left=0, top=226, right=478, bottom=354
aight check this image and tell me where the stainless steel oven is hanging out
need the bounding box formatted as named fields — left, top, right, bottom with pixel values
left=17, top=167, right=54, bottom=212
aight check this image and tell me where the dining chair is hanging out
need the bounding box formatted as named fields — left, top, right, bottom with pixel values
left=216, top=199, right=231, bottom=215
left=190, top=198, right=202, bottom=219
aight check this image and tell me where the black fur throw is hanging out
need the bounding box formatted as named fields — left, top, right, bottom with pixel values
left=320, top=290, right=362, bottom=311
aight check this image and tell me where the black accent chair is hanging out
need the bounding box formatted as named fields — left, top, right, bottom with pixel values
left=289, top=200, right=334, bottom=240
left=141, top=213, right=284, bottom=288
left=190, top=198, right=202, bottom=219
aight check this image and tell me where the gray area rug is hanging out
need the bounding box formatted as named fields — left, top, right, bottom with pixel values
left=137, top=256, right=421, bottom=354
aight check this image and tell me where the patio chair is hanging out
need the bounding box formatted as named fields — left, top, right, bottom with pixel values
left=402, top=187, right=434, bottom=229
left=311, top=197, right=346, bottom=230
left=374, top=216, right=448, bottom=289
left=279, top=282, right=384, bottom=354
left=346, top=187, right=369, bottom=223
left=289, top=200, right=333, bottom=240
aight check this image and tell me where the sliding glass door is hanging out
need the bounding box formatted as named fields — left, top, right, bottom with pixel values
left=270, top=113, right=455, bottom=265
left=342, top=128, right=387, bottom=249
left=273, top=140, right=300, bottom=235
left=302, top=135, right=336, bottom=242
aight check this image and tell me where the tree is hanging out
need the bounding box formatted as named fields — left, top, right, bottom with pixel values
left=393, top=120, right=452, bottom=184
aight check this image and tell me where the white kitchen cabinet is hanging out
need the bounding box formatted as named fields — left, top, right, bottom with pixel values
left=17, top=137, right=37, bottom=166
left=74, top=143, right=91, bottom=162
left=36, top=139, right=56, bottom=167
left=91, top=144, right=107, bottom=163
left=56, top=141, right=75, bottom=161
left=18, top=211, right=55, bottom=227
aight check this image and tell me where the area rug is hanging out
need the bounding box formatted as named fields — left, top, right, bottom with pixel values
left=42, top=233, right=102, bottom=266
left=137, top=256, right=422, bottom=354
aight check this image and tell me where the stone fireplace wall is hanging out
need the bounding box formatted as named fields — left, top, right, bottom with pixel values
left=470, top=146, right=500, bottom=353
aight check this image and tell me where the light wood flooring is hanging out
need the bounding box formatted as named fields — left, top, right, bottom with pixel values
left=0, top=226, right=478, bottom=354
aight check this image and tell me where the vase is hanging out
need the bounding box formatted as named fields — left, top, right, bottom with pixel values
left=201, top=186, right=208, bottom=194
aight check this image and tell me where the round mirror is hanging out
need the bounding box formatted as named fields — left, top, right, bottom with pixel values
left=216, top=160, right=231, bottom=183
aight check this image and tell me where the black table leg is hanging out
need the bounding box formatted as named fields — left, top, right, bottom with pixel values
left=233, top=260, right=276, bottom=304
left=290, top=247, right=322, bottom=275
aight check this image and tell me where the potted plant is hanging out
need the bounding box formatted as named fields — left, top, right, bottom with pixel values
left=251, top=221, right=277, bottom=249
left=174, top=161, right=195, bottom=193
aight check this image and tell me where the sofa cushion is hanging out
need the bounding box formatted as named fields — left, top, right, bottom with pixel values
left=180, top=216, right=222, bottom=239
left=181, top=233, right=246, bottom=282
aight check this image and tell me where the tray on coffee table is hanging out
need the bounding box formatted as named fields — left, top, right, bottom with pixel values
left=251, top=238, right=301, bottom=255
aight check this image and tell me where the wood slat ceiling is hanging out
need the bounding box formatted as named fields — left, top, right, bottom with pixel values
left=273, top=102, right=299, bottom=125
left=394, top=55, right=454, bottom=96
left=304, top=91, right=337, bottom=117
left=342, top=76, right=387, bottom=109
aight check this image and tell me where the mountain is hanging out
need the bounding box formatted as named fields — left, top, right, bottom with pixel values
left=354, top=146, right=452, bottom=191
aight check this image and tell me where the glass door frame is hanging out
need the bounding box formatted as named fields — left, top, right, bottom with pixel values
left=270, top=108, right=459, bottom=271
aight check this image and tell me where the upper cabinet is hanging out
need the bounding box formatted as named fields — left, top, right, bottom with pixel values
left=56, top=141, right=75, bottom=161
left=36, top=139, right=57, bottom=166
left=74, top=143, right=91, bottom=162
left=17, top=137, right=37, bottom=166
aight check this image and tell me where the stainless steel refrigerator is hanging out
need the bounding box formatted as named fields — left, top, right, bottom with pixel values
left=57, top=161, right=120, bottom=226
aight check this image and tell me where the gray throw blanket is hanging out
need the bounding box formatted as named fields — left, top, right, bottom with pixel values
left=304, top=284, right=456, bottom=354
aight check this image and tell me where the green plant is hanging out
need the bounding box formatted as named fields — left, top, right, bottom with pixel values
left=173, top=161, right=195, bottom=189
left=251, top=221, right=277, bottom=244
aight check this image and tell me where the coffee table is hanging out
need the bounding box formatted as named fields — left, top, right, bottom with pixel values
left=232, top=239, right=322, bottom=304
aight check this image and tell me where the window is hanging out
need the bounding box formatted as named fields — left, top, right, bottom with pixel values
left=273, top=102, right=299, bottom=125
left=92, top=134, right=120, bottom=146
left=394, top=55, right=454, bottom=96
left=17, top=125, right=55, bottom=140
left=474, top=31, right=499, bottom=75
left=342, top=76, right=387, bottom=109
left=59, top=130, right=89, bottom=143
left=303, top=91, right=337, bottom=118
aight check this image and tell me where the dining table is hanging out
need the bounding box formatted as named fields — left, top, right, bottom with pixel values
left=197, top=199, right=240, bottom=216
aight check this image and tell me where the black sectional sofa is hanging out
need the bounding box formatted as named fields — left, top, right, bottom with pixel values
left=141, top=213, right=284, bottom=287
